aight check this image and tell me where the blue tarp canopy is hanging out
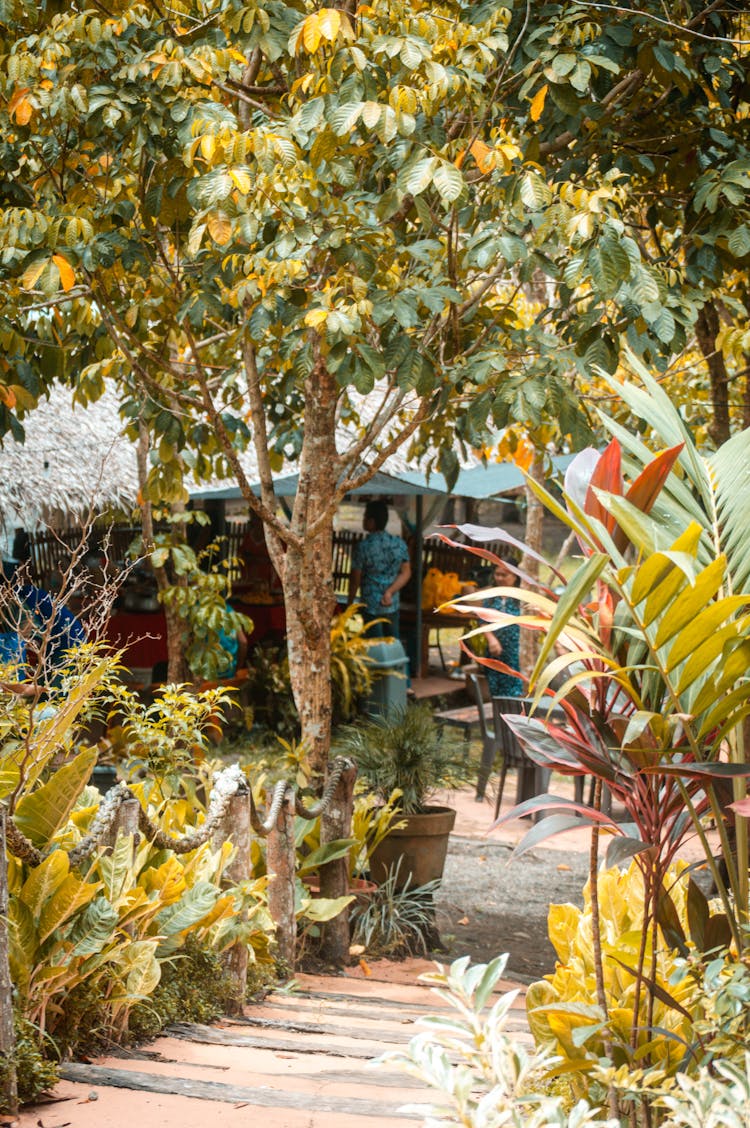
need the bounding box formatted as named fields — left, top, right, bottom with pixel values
left=191, top=455, right=574, bottom=502
left=191, top=469, right=446, bottom=501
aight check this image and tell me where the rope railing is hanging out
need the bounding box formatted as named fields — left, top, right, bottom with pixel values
left=4, top=756, right=359, bottom=979
left=6, top=759, right=354, bottom=869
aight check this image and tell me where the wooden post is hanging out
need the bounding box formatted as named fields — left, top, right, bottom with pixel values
left=266, top=789, right=296, bottom=972
left=319, top=761, right=357, bottom=966
left=0, top=807, right=18, bottom=1116
left=213, top=780, right=251, bottom=1014
left=104, top=796, right=140, bottom=854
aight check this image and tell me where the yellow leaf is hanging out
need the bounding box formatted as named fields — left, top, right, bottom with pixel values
left=0, top=386, right=16, bottom=409
left=200, top=133, right=216, bottom=161
left=301, top=13, right=321, bottom=53
left=229, top=167, right=251, bottom=194
left=497, top=142, right=521, bottom=170
left=318, top=8, right=341, bottom=41
left=469, top=139, right=493, bottom=173
left=530, top=83, right=548, bottom=122
left=207, top=212, right=232, bottom=246
left=13, top=96, right=32, bottom=126
left=304, top=308, right=328, bottom=328
left=21, top=258, right=48, bottom=291
left=52, top=254, right=76, bottom=292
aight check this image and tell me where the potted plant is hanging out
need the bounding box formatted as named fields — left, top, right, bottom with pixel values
left=335, top=703, right=466, bottom=888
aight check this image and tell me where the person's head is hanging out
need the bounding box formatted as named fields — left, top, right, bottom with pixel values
left=492, top=546, right=520, bottom=588
left=363, top=499, right=389, bottom=532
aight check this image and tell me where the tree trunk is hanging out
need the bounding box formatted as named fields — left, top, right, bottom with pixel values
left=282, top=349, right=339, bottom=777
left=284, top=528, right=336, bottom=777
left=320, top=761, right=357, bottom=965
left=520, top=453, right=544, bottom=681
left=696, top=301, right=730, bottom=446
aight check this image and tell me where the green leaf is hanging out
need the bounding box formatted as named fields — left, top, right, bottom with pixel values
left=297, top=838, right=357, bottom=877
left=329, top=101, right=363, bottom=136
left=432, top=162, right=464, bottom=203
left=157, top=880, right=220, bottom=936
left=593, top=491, right=661, bottom=556
left=520, top=172, right=552, bottom=210
left=403, top=156, right=436, bottom=196
left=300, top=893, right=354, bottom=922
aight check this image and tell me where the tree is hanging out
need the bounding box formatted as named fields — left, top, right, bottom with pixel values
left=0, top=0, right=748, bottom=772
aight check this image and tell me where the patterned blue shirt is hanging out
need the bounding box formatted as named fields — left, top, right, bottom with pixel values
left=352, top=531, right=409, bottom=616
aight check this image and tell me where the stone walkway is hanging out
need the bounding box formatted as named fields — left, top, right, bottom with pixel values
left=20, top=963, right=532, bottom=1127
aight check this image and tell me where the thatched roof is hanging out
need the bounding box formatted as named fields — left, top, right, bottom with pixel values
left=0, top=385, right=142, bottom=545
left=0, top=380, right=482, bottom=547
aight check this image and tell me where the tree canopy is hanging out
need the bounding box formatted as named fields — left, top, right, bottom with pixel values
left=0, top=0, right=748, bottom=766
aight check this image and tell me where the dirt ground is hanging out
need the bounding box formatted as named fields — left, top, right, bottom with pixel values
left=434, top=834, right=590, bottom=980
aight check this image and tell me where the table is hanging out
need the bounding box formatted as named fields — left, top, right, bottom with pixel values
left=401, top=604, right=474, bottom=678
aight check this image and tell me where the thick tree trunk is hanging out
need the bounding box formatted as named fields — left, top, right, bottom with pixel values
left=520, top=452, right=544, bottom=681
left=696, top=301, right=730, bottom=446
left=283, top=349, right=339, bottom=777
left=284, top=528, right=336, bottom=777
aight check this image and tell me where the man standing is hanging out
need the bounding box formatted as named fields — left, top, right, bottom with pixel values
left=348, top=500, right=411, bottom=638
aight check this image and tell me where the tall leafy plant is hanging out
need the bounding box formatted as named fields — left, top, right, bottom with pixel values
left=447, top=359, right=750, bottom=1088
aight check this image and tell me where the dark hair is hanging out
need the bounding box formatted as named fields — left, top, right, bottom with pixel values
left=364, top=499, right=389, bottom=531
left=494, top=543, right=521, bottom=566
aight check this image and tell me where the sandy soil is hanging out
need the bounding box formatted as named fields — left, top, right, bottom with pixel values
left=427, top=783, right=714, bottom=982
left=434, top=835, right=590, bottom=980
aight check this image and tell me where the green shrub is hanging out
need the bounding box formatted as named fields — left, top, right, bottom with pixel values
left=379, top=956, right=750, bottom=1128
left=335, top=703, right=467, bottom=814
left=351, top=861, right=440, bottom=957
left=1, top=1015, right=59, bottom=1111
left=129, top=936, right=245, bottom=1040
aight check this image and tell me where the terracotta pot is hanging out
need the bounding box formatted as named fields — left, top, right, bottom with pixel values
left=369, top=805, right=456, bottom=889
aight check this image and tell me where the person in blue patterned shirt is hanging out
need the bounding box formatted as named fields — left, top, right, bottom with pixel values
left=483, top=551, right=523, bottom=698
left=348, top=500, right=411, bottom=638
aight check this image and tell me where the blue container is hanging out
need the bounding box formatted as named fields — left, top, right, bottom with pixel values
left=363, top=638, right=409, bottom=718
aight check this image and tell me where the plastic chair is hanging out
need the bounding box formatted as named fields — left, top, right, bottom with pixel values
left=468, top=673, right=529, bottom=802
left=490, top=695, right=549, bottom=818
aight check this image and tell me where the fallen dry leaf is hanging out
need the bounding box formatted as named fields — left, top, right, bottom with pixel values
left=458, top=916, right=470, bottom=925
left=557, top=864, right=571, bottom=871
left=349, top=943, right=365, bottom=956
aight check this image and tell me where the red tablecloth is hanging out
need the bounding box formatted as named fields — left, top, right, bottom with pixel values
left=104, top=611, right=168, bottom=667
